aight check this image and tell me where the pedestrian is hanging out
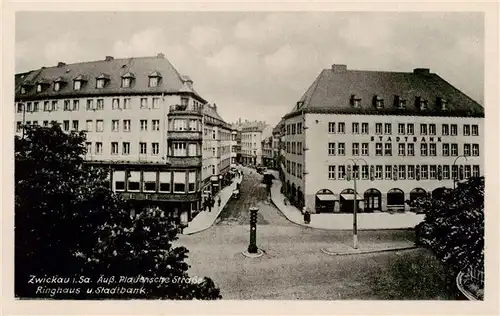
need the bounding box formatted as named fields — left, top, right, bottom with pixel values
left=217, top=196, right=221, bottom=208
left=304, top=209, right=311, bottom=224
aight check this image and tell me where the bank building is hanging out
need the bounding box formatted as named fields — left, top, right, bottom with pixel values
left=14, top=53, right=234, bottom=227
left=280, top=64, right=484, bottom=214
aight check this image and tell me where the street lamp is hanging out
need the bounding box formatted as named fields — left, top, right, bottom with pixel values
left=344, top=157, right=368, bottom=250
left=453, top=155, right=468, bottom=190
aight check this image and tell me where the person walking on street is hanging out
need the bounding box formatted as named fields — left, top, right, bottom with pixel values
left=217, top=196, right=221, bottom=208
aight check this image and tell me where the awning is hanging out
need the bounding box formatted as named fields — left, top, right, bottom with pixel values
left=316, top=194, right=337, bottom=201
left=340, top=193, right=363, bottom=200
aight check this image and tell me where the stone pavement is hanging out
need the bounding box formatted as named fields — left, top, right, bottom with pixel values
left=183, top=174, right=243, bottom=235
left=269, top=177, right=425, bottom=231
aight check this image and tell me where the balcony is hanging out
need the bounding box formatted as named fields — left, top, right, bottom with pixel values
left=118, top=191, right=200, bottom=202
left=167, top=130, right=202, bottom=141
left=168, top=104, right=203, bottom=117
left=165, top=155, right=202, bottom=168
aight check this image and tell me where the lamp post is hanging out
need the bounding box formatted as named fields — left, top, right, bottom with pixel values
left=453, top=155, right=468, bottom=190
left=344, top=158, right=368, bottom=249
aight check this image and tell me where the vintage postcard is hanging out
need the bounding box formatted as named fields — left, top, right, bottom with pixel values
left=2, top=1, right=499, bottom=315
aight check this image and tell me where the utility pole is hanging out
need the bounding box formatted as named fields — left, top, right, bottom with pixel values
left=345, top=158, right=368, bottom=250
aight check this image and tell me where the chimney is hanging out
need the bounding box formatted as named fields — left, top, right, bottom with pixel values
left=332, top=64, right=347, bottom=73
left=57, top=62, right=66, bottom=67
left=157, top=53, right=165, bottom=59
left=213, top=103, right=217, bottom=111
left=413, top=68, right=430, bottom=75
left=105, top=56, right=114, bottom=61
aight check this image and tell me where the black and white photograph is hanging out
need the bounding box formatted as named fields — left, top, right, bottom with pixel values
left=3, top=2, right=499, bottom=314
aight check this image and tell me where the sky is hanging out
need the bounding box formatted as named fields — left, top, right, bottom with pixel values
left=15, top=12, right=484, bottom=127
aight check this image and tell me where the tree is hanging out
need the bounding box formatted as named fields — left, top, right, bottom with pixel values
left=15, top=123, right=221, bottom=299
left=410, top=177, right=484, bottom=272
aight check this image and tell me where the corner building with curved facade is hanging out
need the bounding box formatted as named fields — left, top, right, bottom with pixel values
left=281, top=64, right=484, bottom=214
left=14, top=53, right=232, bottom=226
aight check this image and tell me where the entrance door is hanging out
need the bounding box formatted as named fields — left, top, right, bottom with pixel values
left=364, top=189, right=382, bottom=212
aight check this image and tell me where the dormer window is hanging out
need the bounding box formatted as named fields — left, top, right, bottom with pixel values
left=121, top=72, right=135, bottom=88
left=21, top=86, right=27, bottom=94
left=148, top=71, right=162, bottom=87
left=35, top=79, right=50, bottom=93
left=74, top=80, right=81, bottom=90
left=54, top=82, right=61, bottom=91
left=416, top=96, right=428, bottom=110
left=36, top=84, right=42, bottom=93
left=53, top=77, right=66, bottom=92
left=437, top=97, right=448, bottom=110
left=350, top=95, right=362, bottom=108
left=96, top=73, right=110, bottom=89
left=394, top=95, right=406, bottom=109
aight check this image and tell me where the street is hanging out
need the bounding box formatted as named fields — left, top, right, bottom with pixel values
left=176, top=167, right=448, bottom=300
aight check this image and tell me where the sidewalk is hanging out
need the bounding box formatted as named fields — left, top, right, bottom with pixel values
left=270, top=180, right=425, bottom=230
left=183, top=175, right=243, bottom=235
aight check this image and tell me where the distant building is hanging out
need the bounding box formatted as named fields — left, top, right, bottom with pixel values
left=281, top=64, right=484, bottom=213
left=14, top=53, right=232, bottom=227
left=239, top=120, right=272, bottom=165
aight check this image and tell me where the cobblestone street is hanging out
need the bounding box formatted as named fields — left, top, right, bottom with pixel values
left=176, top=168, right=422, bottom=300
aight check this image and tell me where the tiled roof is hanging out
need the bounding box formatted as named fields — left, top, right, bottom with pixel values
left=285, top=66, right=484, bottom=118
left=273, top=118, right=285, bottom=134
left=15, top=55, right=205, bottom=102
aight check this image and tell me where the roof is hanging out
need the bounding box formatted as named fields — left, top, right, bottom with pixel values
left=273, top=118, right=285, bottom=134
left=15, top=55, right=205, bottom=102
left=285, top=66, right=484, bottom=119
left=240, top=121, right=268, bottom=132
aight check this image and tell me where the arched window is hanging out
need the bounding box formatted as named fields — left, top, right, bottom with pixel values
left=410, top=188, right=427, bottom=202
left=315, top=189, right=336, bottom=213
left=387, top=188, right=405, bottom=206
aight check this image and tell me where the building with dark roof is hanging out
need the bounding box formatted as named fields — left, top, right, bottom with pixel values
left=14, top=53, right=231, bottom=228
left=281, top=64, right=484, bottom=215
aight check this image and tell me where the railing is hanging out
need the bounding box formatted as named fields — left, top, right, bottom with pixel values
left=168, top=104, right=203, bottom=115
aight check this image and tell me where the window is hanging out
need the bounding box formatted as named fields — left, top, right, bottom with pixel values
left=385, top=165, right=392, bottom=179
left=174, top=119, right=187, bottom=131
left=139, top=142, right=147, bottom=154
left=428, top=124, right=435, bottom=136
left=122, top=142, right=130, bottom=155
left=54, top=82, right=60, bottom=92
left=149, top=77, right=159, bottom=87
left=291, top=162, right=296, bottom=176
left=95, top=142, right=102, bottom=155
left=442, top=124, right=449, bottom=136
left=188, top=143, right=197, bottom=156
left=112, top=98, right=120, bottom=110
left=122, top=78, right=131, bottom=88
left=338, top=143, right=345, bottom=155
left=407, top=165, right=415, bottom=179
left=122, top=120, right=130, bottom=132
left=384, top=123, right=392, bottom=135
left=291, top=124, right=296, bottom=135
left=189, top=119, right=198, bottom=131
left=112, top=120, right=119, bottom=132
left=384, top=143, right=392, bottom=156
left=43, top=121, right=49, bottom=127
left=420, top=143, right=428, bottom=156
left=85, top=142, right=92, bottom=154
left=473, top=165, right=480, bottom=177
left=32, top=102, right=39, bottom=112
left=406, top=143, right=414, bottom=156
left=398, top=123, right=405, bottom=135
left=17, top=104, right=23, bottom=113
left=420, top=124, right=427, bottom=135
left=72, top=120, right=79, bottom=131
left=96, top=79, right=105, bottom=88
left=398, top=143, right=405, bottom=156
left=43, top=101, right=49, bottom=111
left=328, top=122, right=335, bottom=133
left=143, top=171, right=157, bottom=192
left=140, top=120, right=148, bottom=131
left=352, top=123, right=359, bottom=134
left=63, top=120, right=70, bottom=131
left=173, top=172, right=185, bottom=193
left=463, top=124, right=470, bottom=136
left=21, top=86, right=27, bottom=94
left=328, top=165, right=336, bottom=179
left=375, top=123, right=382, bottom=135
left=96, top=120, right=103, bottom=132
left=64, top=100, right=70, bottom=111
left=472, top=125, right=479, bottom=136
left=36, top=84, right=42, bottom=93
left=173, top=143, right=187, bottom=156
left=113, top=171, right=125, bottom=191
left=421, top=165, right=428, bottom=180
left=147, top=143, right=158, bottom=156
left=111, top=142, right=118, bottom=155
left=451, top=143, right=458, bottom=156
left=328, top=142, right=336, bottom=155
left=375, top=165, right=383, bottom=179
left=407, top=124, right=414, bottom=135
left=152, top=120, right=160, bottom=131
left=297, top=142, right=302, bottom=155
left=159, top=172, right=171, bottom=192
left=452, top=165, right=458, bottom=180
left=352, top=143, right=359, bottom=156
left=450, top=124, right=457, bottom=136
left=212, top=130, right=216, bottom=139
left=86, top=99, right=94, bottom=111
left=297, top=122, right=302, bottom=134
left=361, top=122, right=369, bottom=134
left=472, top=144, right=479, bottom=156
left=338, top=165, right=346, bottom=180
left=297, top=163, right=302, bottom=178
left=429, top=143, right=436, bottom=156
left=32, top=121, right=38, bottom=126
left=442, top=143, right=450, bottom=156
left=140, top=98, right=148, bottom=109
left=16, top=122, right=22, bottom=132
left=152, top=98, right=160, bottom=109
left=123, top=98, right=131, bottom=109
left=338, top=122, right=345, bottom=134
left=362, top=165, right=369, bottom=180
left=361, top=143, right=369, bottom=156
left=291, top=142, right=296, bottom=154
left=443, top=165, right=450, bottom=179
left=96, top=99, right=104, bottom=110
left=74, top=80, right=81, bottom=90
left=464, top=144, right=471, bottom=156
left=375, top=143, right=382, bottom=156
left=464, top=165, right=471, bottom=179
left=188, top=172, right=196, bottom=192
left=398, top=165, right=406, bottom=180
left=430, top=165, right=437, bottom=179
